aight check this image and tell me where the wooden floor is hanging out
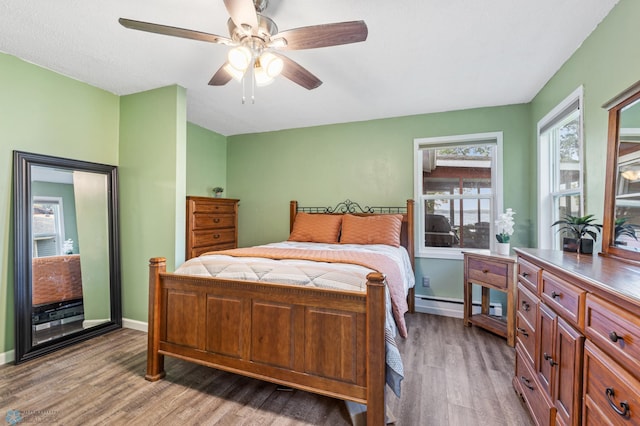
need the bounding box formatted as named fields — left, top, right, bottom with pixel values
left=0, top=313, right=533, bottom=425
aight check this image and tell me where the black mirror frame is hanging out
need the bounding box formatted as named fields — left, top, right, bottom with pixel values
left=13, top=150, right=122, bottom=363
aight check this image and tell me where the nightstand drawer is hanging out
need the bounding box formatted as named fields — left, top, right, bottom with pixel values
left=584, top=341, right=640, bottom=425
left=517, top=257, right=541, bottom=294
left=192, top=213, right=235, bottom=230
left=541, top=271, right=585, bottom=328
left=585, top=294, right=640, bottom=380
left=467, top=257, right=510, bottom=290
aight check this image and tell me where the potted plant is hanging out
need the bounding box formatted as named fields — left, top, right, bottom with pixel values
left=551, top=214, right=602, bottom=255
left=212, top=187, right=224, bottom=198
left=494, top=208, right=516, bottom=255
left=614, top=217, right=638, bottom=245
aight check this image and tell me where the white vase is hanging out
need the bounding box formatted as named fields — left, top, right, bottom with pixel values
left=496, top=242, right=510, bottom=255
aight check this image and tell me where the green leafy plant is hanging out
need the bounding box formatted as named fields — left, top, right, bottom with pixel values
left=212, top=187, right=224, bottom=194
left=614, top=217, right=638, bottom=243
left=551, top=214, right=602, bottom=241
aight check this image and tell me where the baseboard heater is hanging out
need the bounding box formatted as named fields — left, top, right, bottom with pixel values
left=414, top=295, right=503, bottom=319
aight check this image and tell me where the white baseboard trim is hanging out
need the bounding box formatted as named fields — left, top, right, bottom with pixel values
left=414, top=296, right=502, bottom=318
left=0, top=349, right=15, bottom=365
left=123, top=318, right=148, bottom=333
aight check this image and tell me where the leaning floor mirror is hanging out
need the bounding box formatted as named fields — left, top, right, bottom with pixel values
left=13, top=151, right=122, bottom=363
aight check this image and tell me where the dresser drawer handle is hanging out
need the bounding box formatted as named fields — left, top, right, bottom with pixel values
left=517, top=327, right=528, bottom=337
left=521, top=301, right=530, bottom=311
left=213, top=234, right=220, bottom=239
left=606, top=387, right=630, bottom=418
left=213, top=218, right=220, bottom=224
left=609, top=331, right=623, bottom=343
left=520, top=376, right=534, bottom=391
left=482, top=269, right=489, bottom=274
left=522, top=272, right=529, bottom=278
left=543, top=353, right=557, bottom=367
left=551, top=291, right=561, bottom=299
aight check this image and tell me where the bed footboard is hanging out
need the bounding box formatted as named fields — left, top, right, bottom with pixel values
left=146, top=257, right=386, bottom=425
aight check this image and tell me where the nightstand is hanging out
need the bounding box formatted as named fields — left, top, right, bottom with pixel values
left=463, top=251, right=517, bottom=346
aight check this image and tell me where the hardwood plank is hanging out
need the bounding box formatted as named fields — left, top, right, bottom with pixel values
left=0, top=313, right=533, bottom=425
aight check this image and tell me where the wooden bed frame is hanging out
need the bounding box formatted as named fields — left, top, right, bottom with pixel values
left=146, top=199, right=414, bottom=425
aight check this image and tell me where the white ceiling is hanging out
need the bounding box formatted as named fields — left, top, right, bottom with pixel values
left=0, top=0, right=619, bottom=136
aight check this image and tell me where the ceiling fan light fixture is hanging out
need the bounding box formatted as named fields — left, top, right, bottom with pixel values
left=259, top=52, right=283, bottom=78
left=254, top=62, right=275, bottom=87
left=228, top=46, right=252, bottom=71
left=224, top=63, right=246, bottom=82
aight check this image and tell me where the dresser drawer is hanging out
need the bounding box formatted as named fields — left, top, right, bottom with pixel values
left=541, top=271, right=585, bottom=328
left=585, top=294, right=640, bottom=381
left=518, top=282, right=539, bottom=331
left=191, top=228, right=236, bottom=248
left=517, top=313, right=536, bottom=367
left=515, top=344, right=555, bottom=426
left=190, top=243, right=235, bottom=258
left=192, top=213, right=235, bottom=230
left=583, top=341, right=640, bottom=425
left=466, top=257, right=511, bottom=290
left=191, top=202, right=236, bottom=214
left=518, top=257, right=541, bottom=294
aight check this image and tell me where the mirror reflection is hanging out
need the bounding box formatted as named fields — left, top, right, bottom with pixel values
left=14, top=151, right=121, bottom=363
left=614, top=99, right=640, bottom=251
left=30, top=166, right=112, bottom=345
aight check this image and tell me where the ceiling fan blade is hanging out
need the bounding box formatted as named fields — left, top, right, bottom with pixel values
left=209, top=63, right=233, bottom=86
left=273, top=21, right=368, bottom=50
left=223, top=0, right=259, bottom=32
left=119, top=18, right=233, bottom=45
left=273, top=53, right=322, bottom=90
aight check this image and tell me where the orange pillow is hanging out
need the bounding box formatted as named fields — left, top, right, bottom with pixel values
left=340, top=214, right=403, bottom=247
left=288, top=213, right=342, bottom=243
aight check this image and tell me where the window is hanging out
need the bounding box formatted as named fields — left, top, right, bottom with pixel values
left=538, top=87, right=583, bottom=249
left=414, top=132, right=503, bottom=259
left=32, top=197, right=65, bottom=257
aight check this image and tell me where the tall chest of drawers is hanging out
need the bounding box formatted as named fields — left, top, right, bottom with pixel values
left=513, top=248, right=640, bottom=426
left=186, top=196, right=239, bottom=260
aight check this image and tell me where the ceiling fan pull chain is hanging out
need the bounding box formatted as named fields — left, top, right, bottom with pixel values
left=241, top=73, right=246, bottom=104
left=251, top=63, right=256, bottom=104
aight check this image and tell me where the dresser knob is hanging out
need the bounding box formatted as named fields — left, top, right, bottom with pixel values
left=543, top=352, right=557, bottom=366
left=520, top=376, right=534, bottom=391
left=551, top=291, right=561, bottom=299
left=609, top=331, right=622, bottom=343
left=213, top=218, right=220, bottom=223
left=606, top=387, right=630, bottom=418
left=521, top=301, right=530, bottom=312
left=482, top=269, right=489, bottom=274
left=522, top=272, right=529, bottom=278
left=213, top=234, right=220, bottom=239
left=517, top=327, right=528, bottom=337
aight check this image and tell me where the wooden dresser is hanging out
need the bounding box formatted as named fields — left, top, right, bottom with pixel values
left=513, top=248, right=640, bottom=425
left=186, top=196, right=239, bottom=260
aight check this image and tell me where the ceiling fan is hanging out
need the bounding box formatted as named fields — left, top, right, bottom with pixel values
left=119, top=0, right=368, bottom=91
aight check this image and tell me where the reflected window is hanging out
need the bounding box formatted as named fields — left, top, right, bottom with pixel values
left=32, top=197, right=65, bottom=257
left=414, top=133, right=502, bottom=258
left=614, top=123, right=640, bottom=249
left=538, top=88, right=583, bottom=249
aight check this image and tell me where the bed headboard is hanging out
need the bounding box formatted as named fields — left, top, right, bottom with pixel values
left=290, top=199, right=415, bottom=267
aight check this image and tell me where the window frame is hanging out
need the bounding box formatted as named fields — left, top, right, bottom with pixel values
left=537, top=86, right=584, bottom=249
left=32, top=196, right=66, bottom=257
left=414, top=132, right=504, bottom=259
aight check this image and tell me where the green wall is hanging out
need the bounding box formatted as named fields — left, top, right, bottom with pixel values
left=0, top=53, right=119, bottom=355
left=119, top=85, right=187, bottom=323
left=227, top=104, right=532, bottom=300
left=186, top=122, right=227, bottom=197
left=530, top=0, right=640, bottom=244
